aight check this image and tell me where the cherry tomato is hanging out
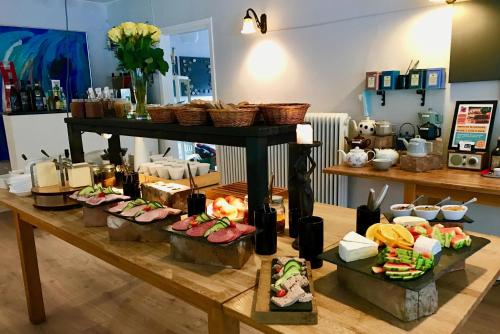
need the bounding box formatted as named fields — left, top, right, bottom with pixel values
left=276, top=290, right=287, bottom=297
left=97, top=192, right=106, bottom=198
left=143, top=206, right=152, bottom=211
left=274, top=265, right=282, bottom=273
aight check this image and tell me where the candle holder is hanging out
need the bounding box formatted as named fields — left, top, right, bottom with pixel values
left=288, top=141, right=321, bottom=250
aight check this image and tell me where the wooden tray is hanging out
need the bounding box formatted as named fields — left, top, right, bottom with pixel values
left=319, top=235, right=490, bottom=292
left=32, top=186, right=82, bottom=211
left=253, top=259, right=318, bottom=325
left=205, top=182, right=288, bottom=200
left=384, top=212, right=474, bottom=224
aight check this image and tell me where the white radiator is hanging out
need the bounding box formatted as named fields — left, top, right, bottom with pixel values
left=216, top=113, right=350, bottom=206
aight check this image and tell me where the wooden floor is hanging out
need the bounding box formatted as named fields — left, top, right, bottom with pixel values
left=0, top=210, right=498, bottom=334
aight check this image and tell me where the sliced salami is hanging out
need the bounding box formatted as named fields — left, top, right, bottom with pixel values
left=86, top=196, right=107, bottom=206
left=235, top=223, right=256, bottom=235
left=109, top=201, right=130, bottom=213
left=121, top=204, right=148, bottom=217
left=186, top=220, right=217, bottom=237
left=207, top=227, right=242, bottom=244
left=171, top=216, right=195, bottom=231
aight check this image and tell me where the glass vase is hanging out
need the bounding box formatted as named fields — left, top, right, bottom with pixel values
left=131, top=69, right=148, bottom=120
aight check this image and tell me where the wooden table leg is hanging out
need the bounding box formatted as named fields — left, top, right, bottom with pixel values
left=403, top=183, right=417, bottom=203
left=13, top=212, right=46, bottom=324
left=208, top=307, right=239, bottom=334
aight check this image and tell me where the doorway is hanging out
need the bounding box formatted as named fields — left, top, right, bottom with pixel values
left=155, top=18, right=217, bottom=166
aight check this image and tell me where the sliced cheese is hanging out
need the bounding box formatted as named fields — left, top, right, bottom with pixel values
left=413, top=236, right=441, bottom=256
left=68, top=164, right=93, bottom=188
left=339, top=231, right=379, bottom=262
left=35, top=161, right=59, bottom=187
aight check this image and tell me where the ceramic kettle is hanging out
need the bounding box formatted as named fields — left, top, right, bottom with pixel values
left=374, top=120, right=392, bottom=136
left=351, top=117, right=376, bottom=136
left=398, top=135, right=433, bottom=157
left=338, top=146, right=375, bottom=167
left=418, top=122, right=441, bottom=140
left=374, top=148, right=399, bottom=165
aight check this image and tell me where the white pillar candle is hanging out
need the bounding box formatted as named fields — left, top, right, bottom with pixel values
left=296, top=124, right=313, bottom=144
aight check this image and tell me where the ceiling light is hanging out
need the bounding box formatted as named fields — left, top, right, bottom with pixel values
left=241, top=8, right=267, bottom=34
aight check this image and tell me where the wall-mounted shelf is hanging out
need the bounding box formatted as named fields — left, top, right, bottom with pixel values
left=372, top=88, right=443, bottom=107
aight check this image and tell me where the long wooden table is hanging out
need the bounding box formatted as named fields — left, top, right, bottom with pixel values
left=324, top=164, right=500, bottom=206
left=1, top=189, right=499, bottom=333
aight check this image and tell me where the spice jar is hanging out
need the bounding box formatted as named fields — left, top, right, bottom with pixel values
left=85, top=99, right=104, bottom=118
left=91, top=164, right=102, bottom=185
left=102, top=164, right=116, bottom=187
left=270, top=195, right=285, bottom=234
left=70, top=99, right=85, bottom=118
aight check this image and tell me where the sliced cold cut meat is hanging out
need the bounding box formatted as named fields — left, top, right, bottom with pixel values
left=86, top=196, right=107, bottom=206
left=207, top=227, right=243, bottom=244
left=186, top=220, right=217, bottom=237
left=171, top=216, right=195, bottom=231
left=121, top=204, right=148, bottom=217
left=235, top=223, right=256, bottom=235
left=135, top=207, right=181, bottom=223
left=109, top=201, right=130, bottom=213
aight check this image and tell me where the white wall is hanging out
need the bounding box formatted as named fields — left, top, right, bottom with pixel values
left=104, top=0, right=500, bottom=235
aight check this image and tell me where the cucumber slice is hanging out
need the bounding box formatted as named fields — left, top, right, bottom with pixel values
left=196, top=212, right=212, bottom=223
left=203, top=221, right=228, bottom=237
left=284, top=260, right=301, bottom=273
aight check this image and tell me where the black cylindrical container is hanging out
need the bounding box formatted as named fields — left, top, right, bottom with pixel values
left=188, top=193, right=206, bottom=216
left=298, top=216, right=324, bottom=269
left=356, top=205, right=381, bottom=236
left=289, top=207, right=300, bottom=238
left=123, top=172, right=141, bottom=199
left=254, top=207, right=277, bottom=255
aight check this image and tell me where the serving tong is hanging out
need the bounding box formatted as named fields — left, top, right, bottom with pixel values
left=264, top=173, right=275, bottom=213
left=187, top=162, right=198, bottom=196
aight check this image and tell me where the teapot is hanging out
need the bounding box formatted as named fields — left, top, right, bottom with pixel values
left=418, top=122, right=441, bottom=140
left=345, top=136, right=372, bottom=150
left=351, top=117, right=376, bottom=136
left=338, top=147, right=375, bottom=167
left=374, top=148, right=399, bottom=165
left=398, top=135, right=433, bottom=157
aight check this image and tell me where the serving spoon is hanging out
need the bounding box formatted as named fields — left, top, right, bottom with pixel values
left=461, top=197, right=477, bottom=206
left=435, top=196, right=451, bottom=207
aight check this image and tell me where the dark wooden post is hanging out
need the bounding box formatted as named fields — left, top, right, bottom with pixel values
left=66, top=124, right=84, bottom=163
left=245, top=137, right=269, bottom=226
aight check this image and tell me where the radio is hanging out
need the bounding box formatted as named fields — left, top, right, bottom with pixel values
left=447, top=150, right=489, bottom=170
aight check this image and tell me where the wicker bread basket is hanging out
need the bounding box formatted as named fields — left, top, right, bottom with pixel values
left=259, top=103, right=310, bottom=125
left=208, top=107, right=259, bottom=127
left=146, top=105, right=178, bottom=123
left=174, top=107, right=209, bottom=126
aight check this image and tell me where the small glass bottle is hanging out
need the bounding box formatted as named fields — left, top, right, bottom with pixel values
left=270, top=195, right=285, bottom=234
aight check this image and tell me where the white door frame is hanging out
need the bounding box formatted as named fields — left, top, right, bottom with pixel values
left=159, top=17, right=217, bottom=103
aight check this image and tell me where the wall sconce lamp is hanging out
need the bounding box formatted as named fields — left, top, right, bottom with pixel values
left=241, top=8, right=267, bottom=34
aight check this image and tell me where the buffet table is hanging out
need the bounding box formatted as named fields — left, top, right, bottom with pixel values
left=324, top=165, right=500, bottom=207
left=1, top=189, right=499, bottom=333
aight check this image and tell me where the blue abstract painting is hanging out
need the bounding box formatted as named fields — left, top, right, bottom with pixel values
left=0, top=25, right=91, bottom=101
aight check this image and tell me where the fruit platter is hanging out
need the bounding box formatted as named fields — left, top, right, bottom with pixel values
left=165, top=212, right=256, bottom=268
left=206, top=195, right=247, bottom=223
left=320, top=222, right=490, bottom=291
left=253, top=257, right=317, bottom=325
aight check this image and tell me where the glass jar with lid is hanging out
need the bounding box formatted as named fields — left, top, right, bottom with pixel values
left=101, top=164, right=116, bottom=187
left=270, top=195, right=285, bottom=234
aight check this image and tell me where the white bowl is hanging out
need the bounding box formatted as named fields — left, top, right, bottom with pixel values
left=197, top=163, right=210, bottom=175
left=156, top=166, right=170, bottom=179
left=373, top=158, right=392, bottom=171
left=390, top=204, right=414, bottom=217
left=414, top=205, right=440, bottom=220
left=441, top=205, right=468, bottom=221
left=148, top=164, right=162, bottom=177
left=167, top=166, right=185, bottom=180
left=393, top=216, right=428, bottom=227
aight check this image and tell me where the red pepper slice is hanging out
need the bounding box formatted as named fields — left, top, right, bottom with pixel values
left=143, top=206, right=152, bottom=211
left=97, top=192, right=106, bottom=198
left=276, top=289, right=287, bottom=297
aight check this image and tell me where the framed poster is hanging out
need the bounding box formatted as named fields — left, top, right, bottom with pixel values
left=449, top=100, right=497, bottom=151
left=0, top=25, right=92, bottom=102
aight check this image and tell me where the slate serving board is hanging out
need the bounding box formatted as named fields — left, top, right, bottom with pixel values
left=268, top=258, right=312, bottom=312
left=164, top=225, right=254, bottom=247
left=106, top=208, right=180, bottom=226
left=319, top=235, right=490, bottom=291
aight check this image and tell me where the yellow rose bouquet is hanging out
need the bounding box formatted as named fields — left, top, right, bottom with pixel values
left=107, top=22, right=168, bottom=119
